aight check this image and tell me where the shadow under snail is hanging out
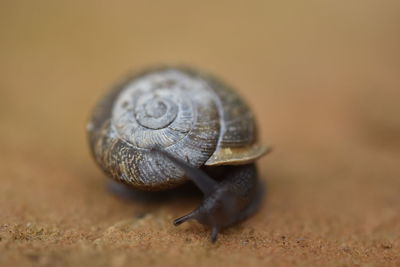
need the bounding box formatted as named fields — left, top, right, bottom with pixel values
left=87, top=67, right=270, bottom=242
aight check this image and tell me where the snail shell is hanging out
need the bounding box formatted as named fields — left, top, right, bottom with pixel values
left=87, top=67, right=267, bottom=190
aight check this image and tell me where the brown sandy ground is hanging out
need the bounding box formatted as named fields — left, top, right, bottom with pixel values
left=1, top=1, right=400, bottom=266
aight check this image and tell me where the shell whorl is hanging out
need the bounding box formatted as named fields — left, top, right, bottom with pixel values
left=112, top=70, right=199, bottom=149
left=135, top=96, right=178, bottom=129
left=91, top=69, right=221, bottom=190
left=88, top=67, right=267, bottom=191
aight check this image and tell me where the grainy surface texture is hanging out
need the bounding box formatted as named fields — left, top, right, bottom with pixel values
left=1, top=1, right=400, bottom=266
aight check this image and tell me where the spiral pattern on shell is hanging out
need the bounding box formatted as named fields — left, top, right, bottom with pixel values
left=112, top=70, right=214, bottom=150
left=87, top=67, right=266, bottom=190
left=89, top=69, right=220, bottom=190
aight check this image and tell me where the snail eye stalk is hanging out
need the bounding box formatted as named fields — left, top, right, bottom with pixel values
left=150, top=148, right=225, bottom=242
left=150, top=148, right=218, bottom=196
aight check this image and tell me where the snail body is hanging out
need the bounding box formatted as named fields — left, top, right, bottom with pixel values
left=87, top=67, right=269, bottom=242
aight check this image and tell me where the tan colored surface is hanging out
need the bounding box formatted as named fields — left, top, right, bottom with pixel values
left=1, top=1, right=400, bottom=266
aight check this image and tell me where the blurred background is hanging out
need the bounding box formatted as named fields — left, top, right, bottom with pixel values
left=1, top=1, right=399, bottom=266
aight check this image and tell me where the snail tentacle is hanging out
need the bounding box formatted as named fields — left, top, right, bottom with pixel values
left=173, top=211, right=198, bottom=226
left=152, top=149, right=263, bottom=242
left=87, top=67, right=268, bottom=242
left=150, top=148, right=217, bottom=196
left=211, top=226, right=220, bottom=243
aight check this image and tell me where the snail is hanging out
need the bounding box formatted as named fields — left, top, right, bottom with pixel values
left=87, top=67, right=269, bottom=242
